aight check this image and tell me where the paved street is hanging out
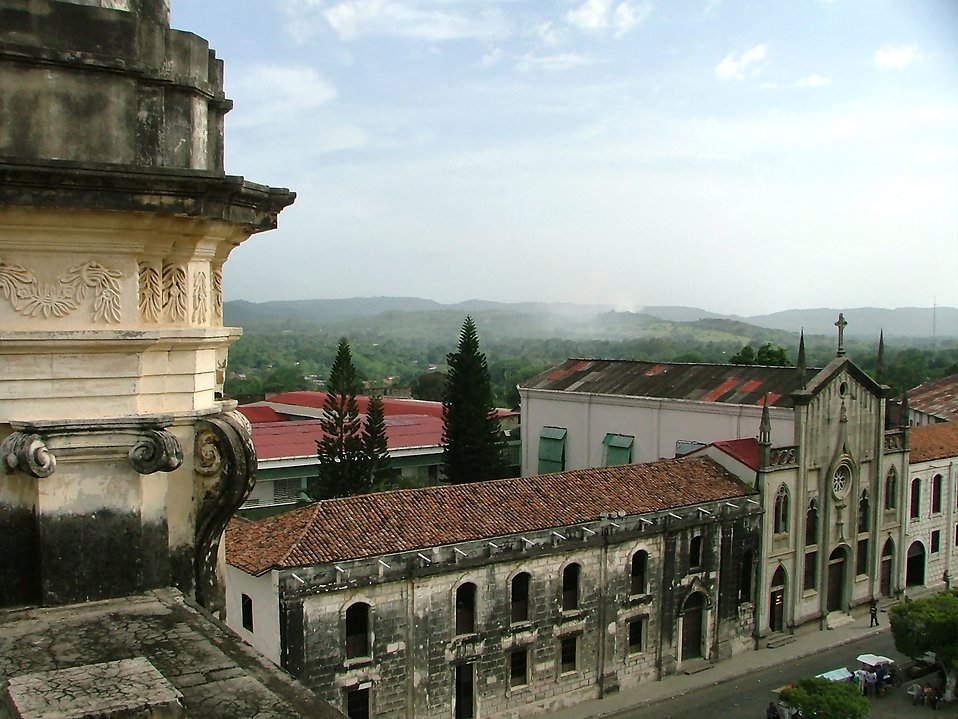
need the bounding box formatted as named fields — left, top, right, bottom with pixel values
left=609, top=631, right=954, bottom=718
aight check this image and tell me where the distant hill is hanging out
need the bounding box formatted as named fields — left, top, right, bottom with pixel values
left=640, top=305, right=957, bottom=339
left=224, top=298, right=956, bottom=341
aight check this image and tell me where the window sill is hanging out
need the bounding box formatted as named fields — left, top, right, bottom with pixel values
left=342, top=656, right=373, bottom=670
left=559, top=608, right=585, bottom=622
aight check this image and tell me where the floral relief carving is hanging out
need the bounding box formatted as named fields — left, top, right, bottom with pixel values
left=192, top=271, right=209, bottom=324
left=137, top=262, right=161, bottom=322
left=0, top=257, right=122, bottom=322
left=162, top=262, right=188, bottom=321
left=211, top=266, right=223, bottom=321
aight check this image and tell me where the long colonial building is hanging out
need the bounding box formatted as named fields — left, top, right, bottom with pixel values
left=226, top=456, right=761, bottom=718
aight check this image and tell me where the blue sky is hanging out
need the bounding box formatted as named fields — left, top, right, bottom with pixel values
left=171, top=1, right=957, bottom=316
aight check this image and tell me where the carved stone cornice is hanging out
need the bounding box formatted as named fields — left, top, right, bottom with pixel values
left=193, top=411, right=257, bottom=613
left=1, top=417, right=183, bottom=477
left=1, top=432, right=56, bottom=478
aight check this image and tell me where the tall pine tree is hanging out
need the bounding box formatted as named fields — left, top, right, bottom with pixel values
left=316, top=338, right=371, bottom=498
left=442, top=316, right=506, bottom=483
left=363, top=394, right=393, bottom=490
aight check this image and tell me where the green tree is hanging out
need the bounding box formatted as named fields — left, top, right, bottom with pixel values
left=315, top=338, right=371, bottom=498
left=889, top=588, right=958, bottom=700
left=364, top=394, right=394, bottom=490
left=779, top=677, right=869, bottom=719
left=756, top=342, right=790, bottom=366
left=442, top=317, right=506, bottom=484
left=729, top=344, right=756, bottom=365
left=410, top=371, right=447, bottom=401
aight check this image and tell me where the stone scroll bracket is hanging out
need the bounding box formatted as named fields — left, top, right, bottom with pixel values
left=1, top=420, right=183, bottom=478
left=193, top=411, right=257, bottom=614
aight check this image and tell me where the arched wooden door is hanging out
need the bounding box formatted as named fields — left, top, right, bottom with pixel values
left=768, top=566, right=786, bottom=632
left=827, top=547, right=847, bottom=612
left=880, top=538, right=895, bottom=597
left=681, top=592, right=705, bottom=660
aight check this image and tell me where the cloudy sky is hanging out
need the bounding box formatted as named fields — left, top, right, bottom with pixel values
left=171, top=1, right=957, bottom=316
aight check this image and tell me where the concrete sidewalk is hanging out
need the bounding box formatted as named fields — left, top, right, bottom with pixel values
left=547, top=611, right=917, bottom=719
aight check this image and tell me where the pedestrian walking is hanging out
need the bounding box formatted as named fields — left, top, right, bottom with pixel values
left=869, top=600, right=879, bottom=627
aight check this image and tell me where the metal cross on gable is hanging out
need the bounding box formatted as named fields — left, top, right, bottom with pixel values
left=835, top=312, right=848, bottom=356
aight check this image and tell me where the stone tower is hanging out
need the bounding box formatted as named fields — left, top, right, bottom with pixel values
left=0, top=0, right=294, bottom=609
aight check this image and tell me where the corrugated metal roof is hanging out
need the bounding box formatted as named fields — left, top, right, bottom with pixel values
left=226, top=455, right=752, bottom=574
left=521, top=359, right=814, bottom=407
left=251, top=416, right=444, bottom=461
left=254, top=392, right=517, bottom=420
left=907, top=373, right=958, bottom=423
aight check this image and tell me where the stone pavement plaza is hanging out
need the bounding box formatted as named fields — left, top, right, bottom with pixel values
left=548, top=610, right=957, bottom=719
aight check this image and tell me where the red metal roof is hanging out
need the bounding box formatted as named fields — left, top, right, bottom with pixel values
left=906, top=373, right=958, bottom=423
left=238, top=406, right=286, bottom=423
left=711, top=438, right=760, bottom=471
left=226, top=454, right=752, bottom=574
left=252, top=415, right=444, bottom=460
left=259, top=392, right=515, bottom=420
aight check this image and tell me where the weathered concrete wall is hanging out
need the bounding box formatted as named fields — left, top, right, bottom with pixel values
left=261, top=504, right=759, bottom=718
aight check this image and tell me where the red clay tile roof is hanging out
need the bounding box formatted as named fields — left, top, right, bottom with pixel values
left=251, top=416, right=444, bottom=460
left=226, top=455, right=751, bottom=575
left=906, top=373, right=958, bottom=423
left=909, top=423, right=958, bottom=463
left=521, top=359, right=816, bottom=407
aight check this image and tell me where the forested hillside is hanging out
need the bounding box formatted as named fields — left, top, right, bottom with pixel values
left=223, top=301, right=958, bottom=407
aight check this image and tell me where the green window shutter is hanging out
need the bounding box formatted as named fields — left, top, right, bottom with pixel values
left=538, top=427, right=567, bottom=473
left=603, top=433, right=633, bottom=466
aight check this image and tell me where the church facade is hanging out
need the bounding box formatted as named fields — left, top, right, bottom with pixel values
left=519, top=325, right=917, bottom=642
left=226, top=456, right=760, bottom=718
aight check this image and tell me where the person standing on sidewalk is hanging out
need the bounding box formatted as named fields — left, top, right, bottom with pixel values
left=869, top=600, right=879, bottom=627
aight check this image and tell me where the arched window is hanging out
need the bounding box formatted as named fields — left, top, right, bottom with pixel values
left=910, top=478, right=921, bottom=519
left=510, top=573, right=530, bottom=623
left=884, top=467, right=897, bottom=510
left=858, top=491, right=869, bottom=534
left=932, top=474, right=943, bottom=514
left=774, top=485, right=790, bottom=534
left=805, top=499, right=818, bottom=546
left=562, top=564, right=580, bottom=611
left=689, top=536, right=703, bottom=568
left=345, top=602, right=370, bottom=659
left=456, top=583, right=477, bottom=635
left=630, top=550, right=648, bottom=595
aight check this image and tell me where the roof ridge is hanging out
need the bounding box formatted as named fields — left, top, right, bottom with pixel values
left=276, top=503, right=324, bottom=570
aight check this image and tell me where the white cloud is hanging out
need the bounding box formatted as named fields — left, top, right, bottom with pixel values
left=795, top=74, right=830, bottom=88
left=228, top=65, right=338, bottom=128
left=874, top=44, right=919, bottom=69
left=516, top=52, right=597, bottom=72
left=322, top=0, right=508, bottom=41
left=715, top=44, right=767, bottom=81
left=566, top=0, right=651, bottom=36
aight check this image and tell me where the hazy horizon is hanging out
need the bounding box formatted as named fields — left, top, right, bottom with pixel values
left=172, top=1, right=958, bottom=317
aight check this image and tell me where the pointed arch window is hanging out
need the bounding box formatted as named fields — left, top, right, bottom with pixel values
left=932, top=474, right=943, bottom=514
left=884, top=467, right=897, bottom=510
left=858, top=491, right=869, bottom=534
left=805, top=499, right=818, bottom=546
left=910, top=478, right=921, bottom=519
left=774, top=484, right=790, bottom=534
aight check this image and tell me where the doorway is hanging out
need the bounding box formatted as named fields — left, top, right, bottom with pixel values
left=827, top=547, right=847, bottom=612
left=681, top=591, right=705, bottom=660
left=880, top=538, right=895, bottom=597
left=906, top=541, right=926, bottom=587
left=768, top=566, right=786, bottom=632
